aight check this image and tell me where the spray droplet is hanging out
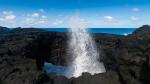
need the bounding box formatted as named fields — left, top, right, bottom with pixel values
left=66, top=16, right=106, bottom=78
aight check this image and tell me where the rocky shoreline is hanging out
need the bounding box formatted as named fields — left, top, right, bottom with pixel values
left=0, top=25, right=150, bottom=84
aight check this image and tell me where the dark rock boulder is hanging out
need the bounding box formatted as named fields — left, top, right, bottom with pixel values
left=24, top=32, right=68, bottom=70
left=33, top=73, right=52, bottom=84
left=0, top=26, right=10, bottom=34
left=0, top=56, right=41, bottom=84
left=71, top=71, right=121, bottom=84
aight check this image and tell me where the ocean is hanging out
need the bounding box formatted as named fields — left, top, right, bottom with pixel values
left=42, top=28, right=136, bottom=35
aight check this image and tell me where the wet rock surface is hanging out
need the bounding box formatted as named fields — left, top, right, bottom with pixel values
left=0, top=25, right=150, bottom=84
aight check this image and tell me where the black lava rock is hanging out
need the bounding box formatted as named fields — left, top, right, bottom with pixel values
left=0, top=25, right=150, bottom=84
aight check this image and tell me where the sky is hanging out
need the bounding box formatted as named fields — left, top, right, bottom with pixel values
left=0, top=0, right=150, bottom=28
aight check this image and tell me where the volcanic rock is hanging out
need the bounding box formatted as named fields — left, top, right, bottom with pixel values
left=0, top=25, right=150, bottom=84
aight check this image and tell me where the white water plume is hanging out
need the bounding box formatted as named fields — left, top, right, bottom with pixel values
left=66, top=16, right=106, bottom=78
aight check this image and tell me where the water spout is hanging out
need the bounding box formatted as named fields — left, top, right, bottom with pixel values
left=66, top=16, right=106, bottom=78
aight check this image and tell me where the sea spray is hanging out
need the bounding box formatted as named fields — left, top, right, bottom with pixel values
left=66, top=16, right=106, bottom=78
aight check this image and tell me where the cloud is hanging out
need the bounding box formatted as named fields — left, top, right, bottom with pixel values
left=21, top=16, right=49, bottom=28
left=0, top=11, right=16, bottom=21
left=20, top=11, right=49, bottom=27
left=41, top=15, right=47, bottom=19
left=32, top=13, right=40, bottom=17
left=0, top=11, right=17, bottom=27
left=31, top=13, right=47, bottom=19
left=104, top=16, right=113, bottom=20
left=104, top=16, right=119, bottom=23
left=133, top=8, right=140, bottom=12
left=131, top=16, right=138, bottom=21
left=5, top=14, right=16, bottom=20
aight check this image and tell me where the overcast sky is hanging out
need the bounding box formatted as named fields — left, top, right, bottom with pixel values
left=0, top=0, right=150, bottom=28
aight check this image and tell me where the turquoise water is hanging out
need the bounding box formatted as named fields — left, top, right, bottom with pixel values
left=44, top=63, right=66, bottom=75
left=42, top=28, right=136, bottom=35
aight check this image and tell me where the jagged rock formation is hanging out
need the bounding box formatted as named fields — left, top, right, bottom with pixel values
left=0, top=25, right=150, bottom=84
